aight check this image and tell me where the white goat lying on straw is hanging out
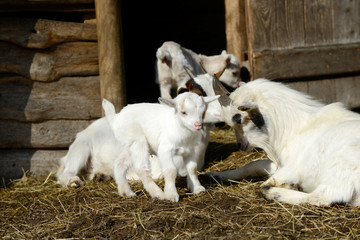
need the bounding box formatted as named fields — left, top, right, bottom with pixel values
left=58, top=92, right=218, bottom=202
left=209, top=78, right=360, bottom=206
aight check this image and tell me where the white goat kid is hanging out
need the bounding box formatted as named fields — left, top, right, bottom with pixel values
left=210, top=78, right=360, bottom=206
left=156, top=41, right=242, bottom=98
left=103, top=92, right=219, bottom=202
left=56, top=75, right=223, bottom=191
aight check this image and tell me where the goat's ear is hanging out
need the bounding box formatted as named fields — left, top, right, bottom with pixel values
left=248, top=108, right=265, bottom=129
left=162, top=56, right=171, bottom=67
left=203, top=95, right=220, bottom=103
left=221, top=50, right=227, bottom=55
left=102, top=98, right=116, bottom=116
left=240, top=106, right=265, bottom=129
left=178, top=78, right=207, bottom=97
left=215, top=61, right=230, bottom=79
left=158, top=97, right=176, bottom=108
left=225, top=56, right=231, bottom=65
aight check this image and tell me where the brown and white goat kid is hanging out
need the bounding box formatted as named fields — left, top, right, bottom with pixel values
left=156, top=41, right=242, bottom=98
left=208, top=78, right=360, bottom=206
left=102, top=93, right=219, bottom=202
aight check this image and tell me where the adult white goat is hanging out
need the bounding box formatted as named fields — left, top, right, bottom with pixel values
left=102, top=93, right=219, bottom=202
left=209, top=78, right=360, bottom=206
left=156, top=41, right=242, bottom=99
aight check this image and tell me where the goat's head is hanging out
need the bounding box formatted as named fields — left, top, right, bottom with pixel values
left=159, top=92, right=219, bottom=132
left=176, top=66, right=230, bottom=123
left=200, top=50, right=244, bottom=89
left=212, top=72, right=268, bottom=151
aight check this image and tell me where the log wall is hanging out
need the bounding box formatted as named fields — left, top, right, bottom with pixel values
left=0, top=15, right=100, bottom=184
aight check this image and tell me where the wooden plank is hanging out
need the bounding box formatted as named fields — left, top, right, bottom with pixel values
left=285, top=75, right=360, bottom=109
left=245, top=0, right=305, bottom=79
left=304, top=0, right=333, bottom=46
left=0, top=75, right=101, bottom=122
left=225, top=0, right=248, bottom=62
left=0, top=18, right=97, bottom=49
left=275, top=0, right=305, bottom=49
left=332, top=0, right=360, bottom=44
left=0, top=41, right=98, bottom=81
left=95, top=0, right=126, bottom=113
left=0, top=149, right=65, bottom=183
left=252, top=43, right=360, bottom=80
left=0, top=120, right=94, bottom=148
left=245, top=0, right=277, bottom=51
left=0, top=0, right=94, bottom=13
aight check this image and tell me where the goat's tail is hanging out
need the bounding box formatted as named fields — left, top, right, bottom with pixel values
left=102, top=98, right=116, bottom=126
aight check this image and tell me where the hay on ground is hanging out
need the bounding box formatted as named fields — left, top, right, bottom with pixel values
left=1, top=126, right=360, bottom=239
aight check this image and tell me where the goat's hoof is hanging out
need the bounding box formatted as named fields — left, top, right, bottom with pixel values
left=68, top=177, right=83, bottom=188
left=192, top=185, right=206, bottom=194
left=165, top=193, right=179, bottom=202
left=260, top=185, right=282, bottom=201
left=260, top=185, right=273, bottom=201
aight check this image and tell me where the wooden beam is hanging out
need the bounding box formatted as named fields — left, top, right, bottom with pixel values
left=0, top=0, right=94, bottom=13
left=95, top=0, right=126, bottom=114
left=0, top=41, right=98, bottom=81
left=0, top=75, right=101, bottom=122
left=252, top=43, right=360, bottom=80
left=0, top=120, right=93, bottom=148
left=0, top=18, right=97, bottom=49
left=0, top=149, right=65, bottom=183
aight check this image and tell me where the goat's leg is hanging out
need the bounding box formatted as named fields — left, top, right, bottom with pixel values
left=113, top=151, right=136, bottom=197
left=186, top=160, right=205, bottom=194
left=159, top=80, right=173, bottom=99
left=260, top=185, right=334, bottom=206
left=57, top=137, right=91, bottom=188
left=206, top=159, right=276, bottom=182
left=130, top=139, right=165, bottom=200
left=260, top=172, right=352, bottom=206
left=158, top=145, right=179, bottom=202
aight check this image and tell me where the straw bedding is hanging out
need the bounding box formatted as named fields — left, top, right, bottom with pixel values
left=1, top=126, right=360, bottom=239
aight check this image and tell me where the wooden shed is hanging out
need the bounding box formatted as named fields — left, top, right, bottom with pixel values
left=0, top=0, right=359, bottom=184
left=0, top=0, right=227, bottom=184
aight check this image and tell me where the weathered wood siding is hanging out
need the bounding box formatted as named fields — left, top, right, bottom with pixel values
left=225, top=0, right=360, bottom=109
left=0, top=16, right=100, bottom=182
left=245, top=0, right=360, bottom=80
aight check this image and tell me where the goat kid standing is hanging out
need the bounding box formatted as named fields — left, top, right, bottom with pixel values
left=103, top=92, right=219, bottom=202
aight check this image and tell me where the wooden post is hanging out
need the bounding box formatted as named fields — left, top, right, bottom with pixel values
left=224, top=0, right=248, bottom=63
left=95, top=0, right=126, bottom=115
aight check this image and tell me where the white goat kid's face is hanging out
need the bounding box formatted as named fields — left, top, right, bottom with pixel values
left=159, top=92, right=220, bottom=131
left=178, top=96, right=205, bottom=131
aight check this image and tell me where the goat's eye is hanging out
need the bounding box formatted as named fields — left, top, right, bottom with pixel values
left=238, top=106, right=250, bottom=111
left=181, top=111, right=187, bottom=115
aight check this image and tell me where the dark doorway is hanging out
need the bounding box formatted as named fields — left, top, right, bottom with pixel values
left=121, top=1, right=226, bottom=104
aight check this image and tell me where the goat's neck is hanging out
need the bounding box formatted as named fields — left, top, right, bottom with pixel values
left=265, top=100, right=322, bottom=166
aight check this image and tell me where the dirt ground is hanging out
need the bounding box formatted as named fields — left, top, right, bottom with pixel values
left=1, top=126, right=360, bottom=239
